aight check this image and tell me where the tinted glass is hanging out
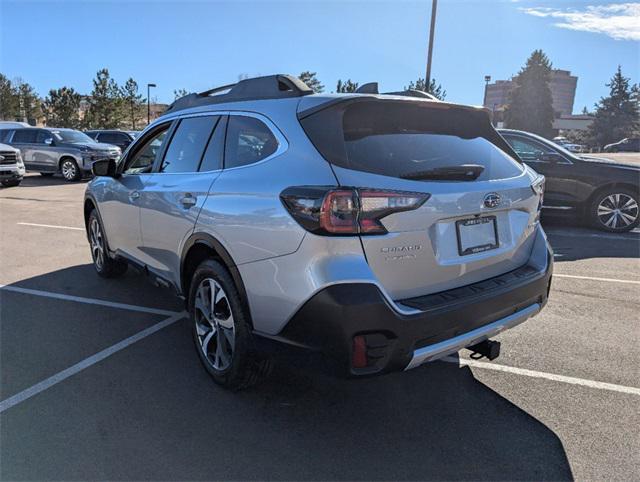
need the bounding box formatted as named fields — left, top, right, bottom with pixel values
left=161, top=116, right=218, bottom=173
left=225, top=116, right=278, bottom=169
left=51, top=130, right=95, bottom=144
left=12, top=129, right=38, bottom=143
left=124, top=125, right=170, bottom=174
left=301, top=100, right=523, bottom=181
left=199, top=116, right=225, bottom=172
left=0, top=130, right=11, bottom=143
left=36, top=130, right=53, bottom=144
left=100, top=133, right=126, bottom=144
left=505, top=136, right=554, bottom=161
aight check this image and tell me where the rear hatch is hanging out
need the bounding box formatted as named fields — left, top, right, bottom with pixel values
left=299, top=97, right=542, bottom=300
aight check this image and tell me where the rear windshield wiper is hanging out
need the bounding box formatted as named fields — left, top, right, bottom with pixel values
left=400, top=164, right=484, bottom=181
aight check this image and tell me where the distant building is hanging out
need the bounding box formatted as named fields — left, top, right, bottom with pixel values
left=553, top=114, right=594, bottom=132
left=484, top=69, right=578, bottom=118
left=148, top=103, right=169, bottom=123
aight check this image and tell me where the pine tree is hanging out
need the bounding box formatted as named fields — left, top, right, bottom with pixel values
left=84, top=68, right=124, bottom=129
left=588, top=66, right=640, bottom=148
left=335, top=79, right=359, bottom=93
left=14, top=79, right=42, bottom=124
left=0, top=74, right=19, bottom=120
left=298, top=71, right=324, bottom=93
left=504, top=50, right=555, bottom=138
left=42, top=87, right=82, bottom=128
left=405, top=77, right=446, bottom=100
left=122, top=78, right=143, bottom=130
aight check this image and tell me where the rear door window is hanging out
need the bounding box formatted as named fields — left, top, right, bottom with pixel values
left=300, top=100, right=523, bottom=181
left=12, top=129, right=37, bottom=143
left=160, top=116, right=218, bottom=173
left=199, top=116, right=226, bottom=172
left=224, top=116, right=278, bottom=169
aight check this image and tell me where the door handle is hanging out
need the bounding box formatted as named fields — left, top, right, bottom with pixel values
left=180, top=194, right=197, bottom=208
left=129, top=191, right=140, bottom=201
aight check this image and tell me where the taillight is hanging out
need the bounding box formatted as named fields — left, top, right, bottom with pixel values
left=281, top=186, right=430, bottom=235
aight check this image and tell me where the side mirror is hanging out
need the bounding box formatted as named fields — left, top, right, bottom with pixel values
left=92, top=158, right=118, bottom=178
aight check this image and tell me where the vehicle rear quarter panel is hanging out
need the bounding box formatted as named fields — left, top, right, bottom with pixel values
left=193, top=109, right=339, bottom=265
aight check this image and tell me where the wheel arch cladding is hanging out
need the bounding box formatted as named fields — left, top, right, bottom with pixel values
left=84, top=198, right=96, bottom=233
left=181, top=234, right=252, bottom=326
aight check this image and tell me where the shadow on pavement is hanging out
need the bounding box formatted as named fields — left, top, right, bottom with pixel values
left=1, top=265, right=573, bottom=481
left=543, top=219, right=640, bottom=262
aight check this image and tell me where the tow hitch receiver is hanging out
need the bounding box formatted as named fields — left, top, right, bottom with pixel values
left=467, top=339, right=501, bottom=360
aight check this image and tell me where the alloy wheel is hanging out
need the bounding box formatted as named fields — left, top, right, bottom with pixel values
left=597, top=193, right=639, bottom=230
left=61, top=160, right=77, bottom=180
left=194, top=278, right=236, bottom=371
left=89, top=217, right=105, bottom=270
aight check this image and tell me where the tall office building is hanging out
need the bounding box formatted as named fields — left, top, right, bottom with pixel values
left=484, top=69, right=578, bottom=117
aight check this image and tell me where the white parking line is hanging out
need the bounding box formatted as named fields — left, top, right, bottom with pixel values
left=0, top=312, right=186, bottom=414
left=554, top=273, right=640, bottom=285
left=442, top=356, right=640, bottom=396
left=0, top=285, right=181, bottom=316
left=17, top=222, right=84, bottom=231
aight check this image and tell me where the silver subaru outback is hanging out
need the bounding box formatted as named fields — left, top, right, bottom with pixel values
left=84, top=74, right=552, bottom=389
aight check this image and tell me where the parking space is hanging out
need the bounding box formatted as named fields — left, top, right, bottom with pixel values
left=1, top=174, right=639, bottom=480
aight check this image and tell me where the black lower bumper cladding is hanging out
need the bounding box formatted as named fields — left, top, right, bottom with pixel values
left=270, top=249, right=552, bottom=377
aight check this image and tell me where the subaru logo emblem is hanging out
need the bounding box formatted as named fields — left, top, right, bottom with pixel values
left=483, top=193, right=501, bottom=209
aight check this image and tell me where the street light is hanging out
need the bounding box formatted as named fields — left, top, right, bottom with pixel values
left=483, top=75, right=491, bottom=107
left=147, top=83, right=157, bottom=125
left=425, top=0, right=438, bottom=87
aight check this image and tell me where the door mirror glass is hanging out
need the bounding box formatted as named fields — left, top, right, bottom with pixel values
left=92, top=158, right=118, bottom=177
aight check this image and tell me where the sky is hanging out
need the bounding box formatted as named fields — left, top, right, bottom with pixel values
left=1, top=0, right=638, bottom=113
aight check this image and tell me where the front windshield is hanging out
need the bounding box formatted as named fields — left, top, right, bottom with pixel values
left=51, top=130, right=96, bottom=144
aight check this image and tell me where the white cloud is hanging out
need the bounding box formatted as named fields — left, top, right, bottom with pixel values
left=521, top=3, right=640, bottom=41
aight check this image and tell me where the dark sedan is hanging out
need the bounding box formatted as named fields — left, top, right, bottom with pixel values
left=85, top=130, right=139, bottom=152
left=499, top=129, right=640, bottom=233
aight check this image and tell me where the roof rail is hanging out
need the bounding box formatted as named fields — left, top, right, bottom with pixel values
left=165, top=74, right=313, bottom=114
left=351, top=82, right=439, bottom=101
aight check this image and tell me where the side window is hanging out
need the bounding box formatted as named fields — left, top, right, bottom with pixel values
left=160, top=116, right=218, bottom=173
left=12, top=129, right=38, bottom=143
left=199, top=116, right=226, bottom=172
left=0, top=130, right=13, bottom=143
left=124, top=124, right=171, bottom=174
left=505, top=137, right=553, bottom=162
left=224, top=116, right=278, bottom=169
left=36, top=130, right=53, bottom=144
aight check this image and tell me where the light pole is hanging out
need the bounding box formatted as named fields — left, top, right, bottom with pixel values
left=147, top=83, right=156, bottom=125
left=483, top=75, right=491, bottom=107
left=425, top=0, right=438, bottom=88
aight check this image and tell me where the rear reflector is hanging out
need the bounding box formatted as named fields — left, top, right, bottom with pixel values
left=281, top=186, right=430, bottom=235
left=352, top=335, right=368, bottom=369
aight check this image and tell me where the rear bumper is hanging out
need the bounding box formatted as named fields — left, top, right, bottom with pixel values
left=267, top=228, right=552, bottom=377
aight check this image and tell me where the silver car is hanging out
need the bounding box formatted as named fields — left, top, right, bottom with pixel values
left=84, top=74, right=552, bottom=389
left=0, top=142, right=25, bottom=187
left=2, top=127, right=120, bottom=181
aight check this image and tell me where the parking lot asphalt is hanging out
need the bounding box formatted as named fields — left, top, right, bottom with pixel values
left=1, top=174, right=639, bottom=481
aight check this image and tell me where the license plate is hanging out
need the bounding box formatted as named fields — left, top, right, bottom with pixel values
left=456, top=216, right=499, bottom=256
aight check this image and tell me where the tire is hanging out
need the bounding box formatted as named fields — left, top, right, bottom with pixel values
left=189, top=259, right=271, bottom=390
left=1, top=179, right=21, bottom=187
left=40, top=172, right=54, bottom=177
left=60, top=158, right=81, bottom=182
left=591, top=188, right=639, bottom=233
left=88, top=210, right=128, bottom=277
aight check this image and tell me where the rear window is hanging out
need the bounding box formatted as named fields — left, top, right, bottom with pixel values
left=300, top=100, right=523, bottom=181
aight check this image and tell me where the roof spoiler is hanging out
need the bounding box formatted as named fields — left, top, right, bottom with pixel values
left=165, top=74, right=313, bottom=114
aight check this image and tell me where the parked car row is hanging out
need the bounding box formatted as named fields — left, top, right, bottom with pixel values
left=0, top=126, right=123, bottom=181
